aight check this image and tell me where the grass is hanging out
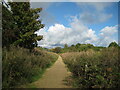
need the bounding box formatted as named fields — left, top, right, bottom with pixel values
left=61, top=47, right=120, bottom=88
left=2, top=46, right=58, bottom=88
left=19, top=68, right=46, bottom=88
left=21, top=60, right=57, bottom=88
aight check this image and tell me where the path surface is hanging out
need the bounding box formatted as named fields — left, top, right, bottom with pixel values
left=31, top=56, right=71, bottom=88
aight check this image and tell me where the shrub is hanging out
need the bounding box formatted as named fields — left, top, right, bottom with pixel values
left=2, top=46, right=58, bottom=88
left=61, top=48, right=120, bottom=88
left=52, top=47, right=62, bottom=53
left=108, top=42, right=119, bottom=48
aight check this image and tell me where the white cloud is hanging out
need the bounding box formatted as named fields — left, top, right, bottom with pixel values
left=80, top=12, right=112, bottom=24
left=35, top=15, right=118, bottom=48
left=97, top=25, right=118, bottom=46
left=74, top=2, right=113, bottom=24
left=36, top=16, right=99, bottom=48
left=33, top=2, right=118, bottom=48
left=100, top=25, right=118, bottom=36
left=36, top=24, right=72, bottom=48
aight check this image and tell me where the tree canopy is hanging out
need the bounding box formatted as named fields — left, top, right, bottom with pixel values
left=108, top=42, right=119, bottom=47
left=2, top=1, right=44, bottom=49
left=2, top=4, right=18, bottom=48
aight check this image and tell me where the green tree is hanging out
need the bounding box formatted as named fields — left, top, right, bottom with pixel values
left=2, top=4, right=18, bottom=48
left=71, top=44, right=75, bottom=47
left=86, top=44, right=94, bottom=48
left=8, top=1, right=44, bottom=49
left=53, top=47, right=61, bottom=53
left=64, top=44, right=68, bottom=48
left=75, top=43, right=81, bottom=48
left=108, top=42, right=119, bottom=47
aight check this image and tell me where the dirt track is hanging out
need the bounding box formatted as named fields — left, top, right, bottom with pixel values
left=31, top=55, right=71, bottom=88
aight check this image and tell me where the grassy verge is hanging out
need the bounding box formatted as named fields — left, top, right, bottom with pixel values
left=61, top=48, right=120, bottom=88
left=2, top=46, right=58, bottom=88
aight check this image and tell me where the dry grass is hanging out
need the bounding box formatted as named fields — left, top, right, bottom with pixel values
left=2, top=46, right=58, bottom=88
left=61, top=47, right=120, bottom=88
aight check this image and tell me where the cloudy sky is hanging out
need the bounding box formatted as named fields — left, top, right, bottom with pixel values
left=31, top=1, right=118, bottom=48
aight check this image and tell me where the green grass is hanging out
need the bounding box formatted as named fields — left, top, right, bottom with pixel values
left=2, top=46, right=58, bottom=88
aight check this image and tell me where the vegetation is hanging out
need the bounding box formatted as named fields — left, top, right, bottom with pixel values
left=2, top=2, right=44, bottom=49
left=2, top=1, right=59, bottom=88
left=50, top=43, right=105, bottom=53
left=2, top=1, right=119, bottom=89
left=51, top=47, right=62, bottom=53
left=61, top=47, right=120, bottom=88
left=2, top=5, right=17, bottom=48
left=2, top=46, right=58, bottom=88
left=108, top=42, right=119, bottom=48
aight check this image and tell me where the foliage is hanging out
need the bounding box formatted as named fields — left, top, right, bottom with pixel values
left=64, top=44, right=68, bottom=48
left=108, top=42, right=119, bottom=48
left=61, top=47, right=120, bottom=88
left=2, top=4, right=17, bottom=48
left=55, top=43, right=105, bottom=53
left=52, top=47, right=62, bottom=53
left=2, top=1, right=44, bottom=49
left=8, top=2, right=44, bottom=49
left=2, top=46, right=58, bottom=88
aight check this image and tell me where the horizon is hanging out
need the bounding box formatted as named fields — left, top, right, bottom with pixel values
left=38, top=41, right=118, bottom=49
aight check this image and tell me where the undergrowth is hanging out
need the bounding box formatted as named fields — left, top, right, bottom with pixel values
left=2, top=46, right=58, bottom=88
left=61, top=48, right=120, bottom=88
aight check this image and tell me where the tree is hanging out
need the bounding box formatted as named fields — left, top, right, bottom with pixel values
left=8, top=1, right=44, bottom=49
left=75, top=43, right=81, bottom=48
left=64, top=44, right=68, bottom=48
left=86, top=44, right=94, bottom=48
left=53, top=47, right=61, bottom=53
left=71, top=44, right=75, bottom=47
left=108, top=42, right=119, bottom=48
left=2, top=4, right=18, bottom=48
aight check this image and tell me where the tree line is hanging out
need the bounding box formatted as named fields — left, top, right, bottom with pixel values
left=51, top=42, right=119, bottom=53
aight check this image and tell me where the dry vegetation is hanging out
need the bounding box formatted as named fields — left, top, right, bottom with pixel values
left=61, top=47, right=120, bottom=88
left=2, top=46, right=58, bottom=88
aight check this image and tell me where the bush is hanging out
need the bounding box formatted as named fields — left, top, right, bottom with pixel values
left=61, top=48, right=120, bottom=88
left=2, top=46, right=58, bottom=88
left=52, top=47, right=62, bottom=53
left=108, top=42, right=119, bottom=48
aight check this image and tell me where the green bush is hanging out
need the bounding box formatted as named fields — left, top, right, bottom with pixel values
left=108, top=42, right=119, bottom=48
left=52, top=47, right=62, bottom=53
left=2, top=46, right=58, bottom=88
left=61, top=48, right=120, bottom=88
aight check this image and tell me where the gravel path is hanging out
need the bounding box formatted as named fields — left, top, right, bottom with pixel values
left=31, top=55, right=71, bottom=88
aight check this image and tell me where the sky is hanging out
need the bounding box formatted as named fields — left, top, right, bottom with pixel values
left=31, top=1, right=118, bottom=48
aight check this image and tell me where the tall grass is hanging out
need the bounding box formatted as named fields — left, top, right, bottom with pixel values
left=61, top=48, right=120, bottom=88
left=2, top=46, right=58, bottom=88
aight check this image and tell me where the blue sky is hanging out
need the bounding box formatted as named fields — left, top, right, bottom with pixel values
left=46, top=2, right=118, bottom=31
left=31, top=2, right=118, bottom=48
